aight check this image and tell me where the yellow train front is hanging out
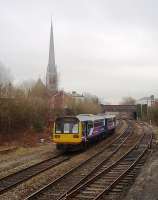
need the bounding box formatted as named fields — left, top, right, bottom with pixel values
left=52, top=116, right=83, bottom=151
left=52, top=114, right=116, bottom=151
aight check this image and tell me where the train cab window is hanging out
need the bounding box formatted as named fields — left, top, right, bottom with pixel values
left=64, top=123, right=70, bottom=133
left=72, top=123, right=79, bottom=133
left=67, top=123, right=78, bottom=133
left=63, top=122, right=79, bottom=133
left=55, top=118, right=79, bottom=134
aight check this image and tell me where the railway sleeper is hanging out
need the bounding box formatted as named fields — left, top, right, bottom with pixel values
left=91, top=180, right=106, bottom=185
left=114, top=184, right=124, bottom=189
left=108, top=171, right=123, bottom=174
left=100, top=177, right=116, bottom=181
left=119, top=179, right=131, bottom=183
left=90, top=184, right=106, bottom=188
left=112, top=168, right=127, bottom=172
left=85, top=187, right=104, bottom=191
left=74, top=195, right=92, bottom=199
left=121, top=177, right=133, bottom=182
left=104, top=192, right=120, bottom=197
left=124, top=157, right=138, bottom=161
left=99, top=165, right=110, bottom=170
left=118, top=162, right=131, bottom=165
left=81, top=190, right=100, bottom=194
left=74, top=175, right=86, bottom=179
left=110, top=188, right=122, bottom=192
left=126, top=174, right=136, bottom=177
left=114, top=165, right=129, bottom=169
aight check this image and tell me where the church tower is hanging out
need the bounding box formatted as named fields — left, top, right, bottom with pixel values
left=46, top=20, right=58, bottom=93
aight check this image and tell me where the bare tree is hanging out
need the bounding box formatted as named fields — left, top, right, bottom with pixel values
left=120, top=96, right=136, bottom=105
left=18, top=79, right=36, bottom=95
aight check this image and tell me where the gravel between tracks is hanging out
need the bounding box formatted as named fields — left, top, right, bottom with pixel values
left=0, top=143, right=57, bottom=179
left=0, top=121, right=128, bottom=200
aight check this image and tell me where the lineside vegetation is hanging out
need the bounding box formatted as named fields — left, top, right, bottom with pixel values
left=0, top=80, right=101, bottom=137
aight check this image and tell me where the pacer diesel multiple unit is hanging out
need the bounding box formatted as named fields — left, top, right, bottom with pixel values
left=52, top=114, right=116, bottom=151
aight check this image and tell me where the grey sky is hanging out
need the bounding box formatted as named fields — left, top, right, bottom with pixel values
left=0, top=0, right=158, bottom=103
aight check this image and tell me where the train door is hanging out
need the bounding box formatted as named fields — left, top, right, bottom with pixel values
left=82, top=122, right=87, bottom=139
left=82, top=121, right=93, bottom=141
left=104, top=118, right=107, bottom=132
left=87, top=121, right=93, bottom=136
left=113, top=117, right=116, bottom=128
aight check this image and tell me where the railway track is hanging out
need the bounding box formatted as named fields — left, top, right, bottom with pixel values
left=0, top=154, right=69, bottom=195
left=62, top=125, right=152, bottom=200
left=25, top=122, right=138, bottom=200
left=0, top=120, right=127, bottom=197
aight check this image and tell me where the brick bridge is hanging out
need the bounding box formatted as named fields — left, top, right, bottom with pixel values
left=101, top=104, right=137, bottom=112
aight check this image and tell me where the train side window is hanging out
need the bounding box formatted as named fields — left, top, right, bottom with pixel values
left=94, top=120, right=104, bottom=127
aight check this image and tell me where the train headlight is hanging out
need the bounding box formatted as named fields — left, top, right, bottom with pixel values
left=73, top=135, right=79, bottom=138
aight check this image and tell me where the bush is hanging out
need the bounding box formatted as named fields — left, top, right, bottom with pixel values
left=149, top=106, right=158, bottom=125
left=0, top=79, right=102, bottom=137
left=33, top=119, right=44, bottom=132
left=66, top=98, right=101, bottom=115
left=0, top=97, right=49, bottom=133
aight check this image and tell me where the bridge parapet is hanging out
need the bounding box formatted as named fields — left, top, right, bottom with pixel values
left=101, top=104, right=137, bottom=112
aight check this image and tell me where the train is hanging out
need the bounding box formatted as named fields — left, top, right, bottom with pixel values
left=52, top=114, right=116, bottom=151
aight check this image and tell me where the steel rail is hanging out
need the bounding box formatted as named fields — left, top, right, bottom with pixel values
left=0, top=153, right=68, bottom=195
left=64, top=134, right=145, bottom=199
left=94, top=148, right=148, bottom=200
left=65, top=128, right=152, bottom=200
left=94, top=129, right=152, bottom=200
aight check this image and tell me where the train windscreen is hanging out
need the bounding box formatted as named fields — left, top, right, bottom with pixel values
left=55, top=117, right=79, bottom=134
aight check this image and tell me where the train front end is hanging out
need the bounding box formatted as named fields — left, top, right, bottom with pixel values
left=52, top=116, right=82, bottom=151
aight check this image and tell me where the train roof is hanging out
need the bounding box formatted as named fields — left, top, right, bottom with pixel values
left=76, top=114, right=116, bottom=122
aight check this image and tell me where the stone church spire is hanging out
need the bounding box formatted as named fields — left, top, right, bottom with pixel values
left=46, top=19, right=58, bottom=93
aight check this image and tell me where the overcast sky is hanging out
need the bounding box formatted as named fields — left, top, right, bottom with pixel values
left=0, top=0, right=158, bottom=103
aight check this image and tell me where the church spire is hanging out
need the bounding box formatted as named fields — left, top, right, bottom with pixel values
left=46, top=19, right=58, bottom=93
left=48, top=19, right=55, bottom=72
